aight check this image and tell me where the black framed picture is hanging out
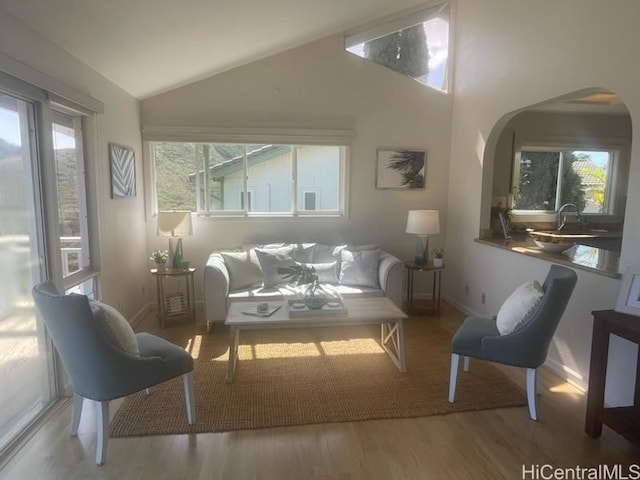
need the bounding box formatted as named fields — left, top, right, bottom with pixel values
left=109, top=143, right=136, bottom=198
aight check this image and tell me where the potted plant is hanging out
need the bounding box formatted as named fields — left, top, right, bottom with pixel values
left=150, top=250, right=168, bottom=270
left=432, top=247, right=445, bottom=267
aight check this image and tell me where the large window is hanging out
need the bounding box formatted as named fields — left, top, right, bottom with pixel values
left=153, top=142, right=346, bottom=216
left=512, top=147, right=615, bottom=214
left=345, top=3, right=450, bottom=92
left=0, top=72, right=100, bottom=459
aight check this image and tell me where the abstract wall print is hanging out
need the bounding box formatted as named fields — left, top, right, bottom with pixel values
left=109, top=143, right=136, bottom=198
left=376, top=148, right=426, bottom=189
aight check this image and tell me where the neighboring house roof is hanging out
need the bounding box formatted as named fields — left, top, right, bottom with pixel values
left=188, top=145, right=291, bottom=181
left=572, top=159, right=606, bottom=188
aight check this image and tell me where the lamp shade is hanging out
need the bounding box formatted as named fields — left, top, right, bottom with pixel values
left=157, top=211, right=193, bottom=237
left=406, top=210, right=440, bottom=235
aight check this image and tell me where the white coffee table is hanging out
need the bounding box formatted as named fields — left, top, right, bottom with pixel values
left=225, top=297, right=407, bottom=382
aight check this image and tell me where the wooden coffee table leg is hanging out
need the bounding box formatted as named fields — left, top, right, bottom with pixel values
left=226, top=326, right=240, bottom=383
left=381, top=320, right=407, bottom=372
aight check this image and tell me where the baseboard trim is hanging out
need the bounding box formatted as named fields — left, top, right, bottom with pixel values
left=129, top=303, right=152, bottom=329
left=544, top=357, right=586, bottom=393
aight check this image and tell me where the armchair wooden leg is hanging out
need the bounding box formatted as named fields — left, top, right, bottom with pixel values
left=526, top=368, right=538, bottom=421
left=71, top=393, right=83, bottom=437
left=183, top=371, right=196, bottom=425
left=448, top=353, right=460, bottom=403
left=95, top=400, right=109, bottom=465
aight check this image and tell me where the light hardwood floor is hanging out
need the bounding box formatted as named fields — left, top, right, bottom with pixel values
left=1, top=303, right=638, bottom=480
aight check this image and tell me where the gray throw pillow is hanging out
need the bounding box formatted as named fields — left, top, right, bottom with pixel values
left=89, top=300, right=139, bottom=356
left=220, top=251, right=263, bottom=290
left=255, top=249, right=298, bottom=288
left=339, top=249, right=380, bottom=288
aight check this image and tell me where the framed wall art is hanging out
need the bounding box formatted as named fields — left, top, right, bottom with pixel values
left=109, top=143, right=136, bottom=198
left=376, top=148, right=426, bottom=189
left=615, top=266, right=640, bottom=317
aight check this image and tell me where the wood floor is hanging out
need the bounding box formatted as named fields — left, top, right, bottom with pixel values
left=1, top=303, right=638, bottom=479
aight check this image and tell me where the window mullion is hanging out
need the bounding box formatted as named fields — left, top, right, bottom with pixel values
left=73, top=116, right=90, bottom=269
left=202, top=144, right=210, bottom=212
left=243, top=147, right=248, bottom=216
left=195, top=145, right=202, bottom=213
left=292, top=146, right=298, bottom=215
left=555, top=151, right=565, bottom=210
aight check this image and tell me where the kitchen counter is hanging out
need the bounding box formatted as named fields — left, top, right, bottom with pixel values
left=475, top=234, right=620, bottom=278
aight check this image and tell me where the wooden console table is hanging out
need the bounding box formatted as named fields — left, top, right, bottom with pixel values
left=585, top=309, right=640, bottom=446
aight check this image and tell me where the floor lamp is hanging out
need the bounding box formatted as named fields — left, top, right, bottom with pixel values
left=406, top=210, right=440, bottom=266
left=157, top=211, right=193, bottom=269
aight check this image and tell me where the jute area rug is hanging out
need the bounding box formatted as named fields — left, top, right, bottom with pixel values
left=110, top=318, right=526, bottom=437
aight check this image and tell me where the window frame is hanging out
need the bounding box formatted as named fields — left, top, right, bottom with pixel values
left=344, top=2, right=452, bottom=93
left=0, top=68, right=102, bottom=461
left=143, top=127, right=354, bottom=220
left=509, top=135, right=628, bottom=221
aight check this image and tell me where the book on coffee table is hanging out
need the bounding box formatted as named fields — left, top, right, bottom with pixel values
left=241, top=303, right=282, bottom=318
left=287, top=299, right=348, bottom=317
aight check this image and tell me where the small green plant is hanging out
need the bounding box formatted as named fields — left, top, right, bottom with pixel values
left=432, top=247, right=445, bottom=259
left=149, top=250, right=168, bottom=263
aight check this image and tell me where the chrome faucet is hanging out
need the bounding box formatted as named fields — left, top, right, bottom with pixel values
left=557, top=203, right=582, bottom=231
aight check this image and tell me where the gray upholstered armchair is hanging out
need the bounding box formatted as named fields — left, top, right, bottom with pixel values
left=32, top=281, right=196, bottom=465
left=448, top=264, right=577, bottom=420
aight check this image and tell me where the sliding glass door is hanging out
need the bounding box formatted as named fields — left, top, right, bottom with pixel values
left=0, top=91, right=54, bottom=453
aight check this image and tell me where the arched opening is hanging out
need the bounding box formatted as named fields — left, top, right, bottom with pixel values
left=481, top=88, right=631, bottom=261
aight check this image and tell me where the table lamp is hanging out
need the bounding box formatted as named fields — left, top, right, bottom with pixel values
left=406, top=210, right=440, bottom=266
left=157, top=211, right=193, bottom=269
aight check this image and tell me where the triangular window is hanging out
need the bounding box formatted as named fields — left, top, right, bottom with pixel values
left=345, top=3, right=450, bottom=92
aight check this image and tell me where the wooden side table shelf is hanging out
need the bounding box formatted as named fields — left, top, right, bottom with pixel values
left=404, top=261, right=443, bottom=314
left=151, top=267, right=196, bottom=328
left=585, top=309, right=640, bottom=446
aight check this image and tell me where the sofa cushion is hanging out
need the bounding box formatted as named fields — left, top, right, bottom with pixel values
left=255, top=249, right=297, bottom=288
left=339, top=248, right=380, bottom=288
left=220, top=251, right=263, bottom=290
left=89, top=300, right=139, bottom=356
left=228, top=284, right=383, bottom=302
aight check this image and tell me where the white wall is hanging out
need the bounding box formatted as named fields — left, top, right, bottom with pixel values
left=448, top=0, right=640, bottom=405
left=142, top=33, right=453, bottom=298
left=0, top=9, right=146, bottom=320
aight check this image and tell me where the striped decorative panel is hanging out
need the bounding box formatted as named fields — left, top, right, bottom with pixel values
left=109, top=143, right=136, bottom=198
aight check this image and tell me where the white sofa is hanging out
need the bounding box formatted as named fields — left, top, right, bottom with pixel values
left=203, top=243, right=404, bottom=328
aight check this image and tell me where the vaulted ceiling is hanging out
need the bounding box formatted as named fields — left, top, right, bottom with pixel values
left=0, top=0, right=428, bottom=99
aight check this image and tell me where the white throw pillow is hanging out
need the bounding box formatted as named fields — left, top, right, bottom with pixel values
left=339, top=248, right=380, bottom=288
left=220, top=251, right=263, bottom=290
left=496, top=281, right=544, bottom=335
left=89, top=300, right=139, bottom=355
